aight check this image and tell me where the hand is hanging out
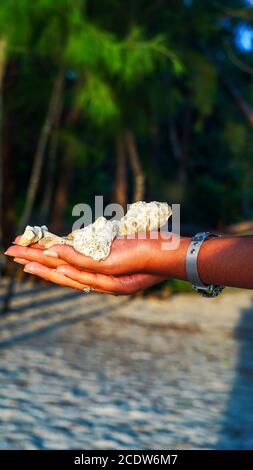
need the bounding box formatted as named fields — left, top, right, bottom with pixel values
left=5, top=236, right=166, bottom=295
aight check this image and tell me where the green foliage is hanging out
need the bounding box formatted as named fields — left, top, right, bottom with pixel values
left=65, top=23, right=122, bottom=72
left=64, top=22, right=179, bottom=122
left=77, top=73, right=119, bottom=123
left=168, top=279, right=194, bottom=294
left=224, top=122, right=247, bottom=155
left=190, top=55, right=218, bottom=118
left=120, top=29, right=182, bottom=84
left=1, top=0, right=253, bottom=239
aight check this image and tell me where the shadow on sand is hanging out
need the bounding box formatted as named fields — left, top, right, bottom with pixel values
left=0, top=283, right=125, bottom=348
left=217, top=299, right=253, bottom=449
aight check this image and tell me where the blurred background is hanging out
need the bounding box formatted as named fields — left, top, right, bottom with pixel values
left=0, top=0, right=253, bottom=450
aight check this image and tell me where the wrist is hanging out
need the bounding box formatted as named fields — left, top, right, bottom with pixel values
left=197, top=236, right=225, bottom=285
left=145, top=234, right=191, bottom=278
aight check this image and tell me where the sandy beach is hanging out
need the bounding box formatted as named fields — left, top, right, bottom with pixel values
left=0, top=281, right=253, bottom=449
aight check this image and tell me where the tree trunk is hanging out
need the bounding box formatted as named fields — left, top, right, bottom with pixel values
left=50, top=148, right=72, bottom=234
left=0, top=38, right=7, bottom=258
left=51, top=106, right=80, bottom=234
left=1, top=105, right=16, bottom=249
left=125, top=129, right=145, bottom=202
left=220, top=74, right=253, bottom=128
left=169, top=119, right=181, bottom=162
left=150, top=112, right=162, bottom=165
left=204, top=49, right=253, bottom=127
left=40, top=79, right=64, bottom=224
left=1, top=70, right=64, bottom=315
left=113, top=133, right=127, bottom=209
left=219, top=75, right=253, bottom=217
left=178, top=103, right=191, bottom=184
left=19, top=70, right=65, bottom=231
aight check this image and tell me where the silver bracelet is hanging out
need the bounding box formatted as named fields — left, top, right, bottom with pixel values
left=186, top=231, right=225, bottom=298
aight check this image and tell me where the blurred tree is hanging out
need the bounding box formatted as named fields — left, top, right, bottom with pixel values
left=0, top=0, right=181, bottom=310
left=0, top=37, right=6, bottom=253
left=0, top=0, right=253, bottom=271
left=0, top=0, right=179, bottom=235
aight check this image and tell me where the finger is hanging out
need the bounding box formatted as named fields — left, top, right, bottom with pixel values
left=5, top=246, right=67, bottom=268
left=24, top=262, right=115, bottom=294
left=12, top=254, right=66, bottom=269
left=14, top=257, right=27, bottom=265
left=14, top=255, right=65, bottom=269
left=56, top=265, right=164, bottom=294
left=56, top=265, right=122, bottom=292
left=24, top=262, right=89, bottom=291
left=43, top=245, right=111, bottom=273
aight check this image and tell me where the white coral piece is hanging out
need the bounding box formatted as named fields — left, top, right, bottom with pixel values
left=18, top=201, right=172, bottom=261
left=73, top=216, right=119, bottom=261
left=19, top=225, right=49, bottom=246
left=118, top=201, right=171, bottom=235
left=18, top=225, right=72, bottom=248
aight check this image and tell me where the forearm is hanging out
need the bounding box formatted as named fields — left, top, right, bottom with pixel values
left=151, top=235, right=253, bottom=290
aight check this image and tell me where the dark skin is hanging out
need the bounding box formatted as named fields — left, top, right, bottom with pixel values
left=5, top=234, right=253, bottom=294
left=5, top=234, right=167, bottom=294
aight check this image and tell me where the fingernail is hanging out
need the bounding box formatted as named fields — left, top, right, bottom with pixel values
left=14, top=258, right=26, bottom=265
left=56, top=270, right=66, bottom=277
left=56, top=267, right=67, bottom=274
left=24, top=265, right=34, bottom=273
left=4, top=250, right=10, bottom=255
left=43, top=250, right=59, bottom=258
